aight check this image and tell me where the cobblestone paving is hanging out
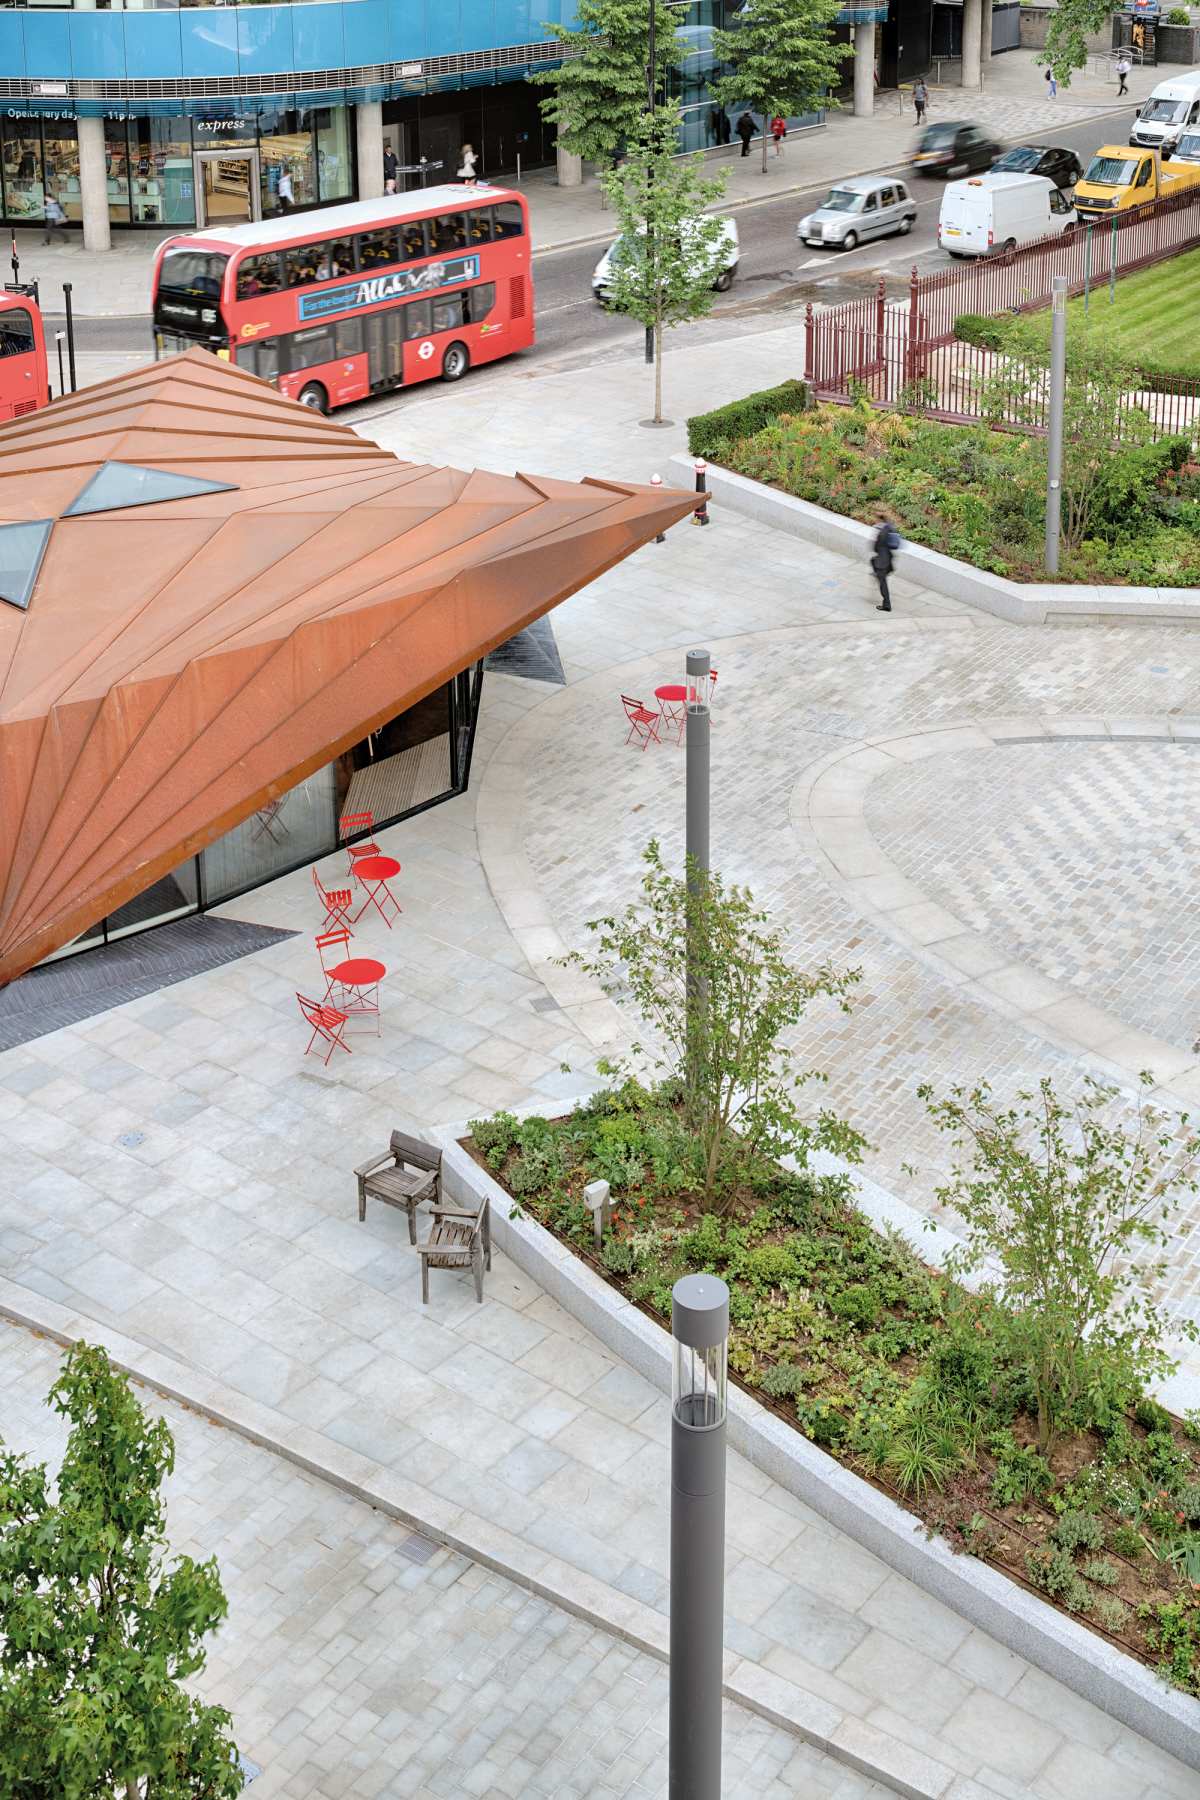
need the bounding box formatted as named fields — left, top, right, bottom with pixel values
left=867, top=740, right=1200, bottom=1055
left=522, top=622, right=1200, bottom=1333
left=0, top=1322, right=885, bottom=1800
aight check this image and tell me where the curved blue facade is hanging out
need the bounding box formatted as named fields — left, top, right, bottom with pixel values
left=0, top=3, right=568, bottom=96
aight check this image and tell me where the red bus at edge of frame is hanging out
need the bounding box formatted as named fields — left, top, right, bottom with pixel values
left=0, top=289, right=50, bottom=421
left=150, top=184, right=534, bottom=412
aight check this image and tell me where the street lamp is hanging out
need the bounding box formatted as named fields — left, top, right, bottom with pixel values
left=669, top=1272, right=729, bottom=1799
left=1045, top=274, right=1067, bottom=576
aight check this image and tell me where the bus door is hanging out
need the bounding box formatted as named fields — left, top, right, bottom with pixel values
left=0, top=300, right=46, bottom=419
left=364, top=308, right=405, bottom=394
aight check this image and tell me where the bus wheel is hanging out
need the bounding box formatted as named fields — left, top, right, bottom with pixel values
left=442, top=342, right=470, bottom=382
left=297, top=382, right=328, bottom=414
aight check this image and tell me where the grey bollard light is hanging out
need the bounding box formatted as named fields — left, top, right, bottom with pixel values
left=669, top=1272, right=729, bottom=1799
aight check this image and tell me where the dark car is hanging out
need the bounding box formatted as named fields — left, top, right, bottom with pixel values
left=991, top=143, right=1083, bottom=190
left=910, top=122, right=1001, bottom=178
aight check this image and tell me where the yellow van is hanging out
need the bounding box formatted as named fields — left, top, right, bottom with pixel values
left=1074, top=144, right=1200, bottom=218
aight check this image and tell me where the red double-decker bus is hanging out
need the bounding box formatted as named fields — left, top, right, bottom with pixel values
left=0, top=288, right=49, bottom=421
left=150, top=185, right=534, bottom=412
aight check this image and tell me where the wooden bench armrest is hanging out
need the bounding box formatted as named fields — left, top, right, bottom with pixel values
left=354, top=1150, right=394, bottom=1179
left=429, top=1205, right=483, bottom=1222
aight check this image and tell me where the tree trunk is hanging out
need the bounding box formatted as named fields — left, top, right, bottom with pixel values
left=126, top=1779, right=140, bottom=1800
left=654, top=318, right=663, bottom=423
left=761, top=125, right=769, bottom=175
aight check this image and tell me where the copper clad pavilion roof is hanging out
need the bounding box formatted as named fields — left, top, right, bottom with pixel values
left=0, top=349, right=696, bottom=986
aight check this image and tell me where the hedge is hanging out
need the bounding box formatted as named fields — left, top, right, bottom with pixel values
left=954, top=313, right=1010, bottom=353
left=687, top=378, right=809, bottom=460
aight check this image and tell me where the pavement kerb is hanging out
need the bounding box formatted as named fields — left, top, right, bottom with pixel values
left=0, top=1277, right=928, bottom=1799
left=430, top=1129, right=1200, bottom=1779
left=529, top=98, right=1142, bottom=261
left=673, top=457, right=1200, bottom=626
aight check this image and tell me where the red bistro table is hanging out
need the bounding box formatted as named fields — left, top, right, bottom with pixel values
left=351, top=855, right=403, bottom=928
left=323, top=955, right=386, bottom=1035
left=654, top=684, right=688, bottom=743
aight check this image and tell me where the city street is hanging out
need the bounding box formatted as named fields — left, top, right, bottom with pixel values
left=40, top=104, right=1140, bottom=378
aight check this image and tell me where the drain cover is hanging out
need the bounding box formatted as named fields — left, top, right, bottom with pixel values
left=117, top=1130, right=146, bottom=1148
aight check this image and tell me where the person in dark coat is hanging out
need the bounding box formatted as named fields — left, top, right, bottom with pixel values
left=736, top=112, right=756, bottom=157
left=871, top=512, right=901, bottom=611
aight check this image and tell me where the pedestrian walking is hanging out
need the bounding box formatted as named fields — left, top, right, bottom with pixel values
left=383, top=139, right=399, bottom=193
left=42, top=191, right=66, bottom=244
left=1045, top=64, right=1058, bottom=98
left=870, top=511, right=901, bottom=612
left=1116, top=52, right=1131, bottom=97
left=912, top=76, right=928, bottom=124
left=736, top=112, right=756, bottom=158
left=770, top=115, right=787, bottom=157
left=276, top=167, right=293, bottom=213
left=457, top=142, right=478, bottom=184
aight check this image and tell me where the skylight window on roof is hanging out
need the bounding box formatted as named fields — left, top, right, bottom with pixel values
left=64, top=462, right=237, bottom=517
left=0, top=519, right=52, bottom=611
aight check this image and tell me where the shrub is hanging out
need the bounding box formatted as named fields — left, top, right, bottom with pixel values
left=687, top=378, right=810, bottom=460
left=1095, top=1594, right=1131, bottom=1634
left=1136, top=1396, right=1173, bottom=1434
left=954, top=313, right=1010, bottom=353
left=989, top=1430, right=1053, bottom=1507
left=760, top=1360, right=809, bottom=1399
left=1082, top=1558, right=1120, bottom=1588
left=829, top=1283, right=884, bottom=1329
left=1053, top=1511, right=1105, bottom=1555
left=1026, top=1547, right=1092, bottom=1613
left=1166, top=6, right=1190, bottom=21
left=1109, top=1523, right=1146, bottom=1559
left=470, top=1110, right=521, bottom=1167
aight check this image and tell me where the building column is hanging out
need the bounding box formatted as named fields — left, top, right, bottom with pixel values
left=556, top=143, right=583, bottom=188
left=356, top=100, right=383, bottom=200
left=981, top=0, right=993, bottom=65
left=77, top=115, right=110, bottom=253
left=961, top=0, right=982, bottom=89
left=852, top=22, right=875, bottom=118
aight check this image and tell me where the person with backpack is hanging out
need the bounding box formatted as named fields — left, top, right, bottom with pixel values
left=870, top=511, right=901, bottom=612
left=912, top=77, right=928, bottom=125
left=42, top=191, right=67, bottom=244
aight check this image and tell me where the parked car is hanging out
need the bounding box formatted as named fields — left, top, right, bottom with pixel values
left=591, top=217, right=739, bottom=304
left=938, top=173, right=1077, bottom=257
left=910, top=122, right=1001, bottom=178
left=991, top=143, right=1082, bottom=190
left=796, top=176, right=918, bottom=251
left=1073, top=144, right=1200, bottom=219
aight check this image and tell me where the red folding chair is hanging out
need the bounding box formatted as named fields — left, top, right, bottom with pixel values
left=621, top=694, right=661, bottom=751
left=312, top=865, right=354, bottom=933
left=251, top=795, right=290, bottom=844
left=296, top=993, right=351, bottom=1065
left=315, top=928, right=385, bottom=1036
left=339, top=810, right=381, bottom=884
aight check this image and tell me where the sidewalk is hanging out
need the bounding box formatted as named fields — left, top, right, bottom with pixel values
left=10, top=48, right=1146, bottom=317
left=2, top=322, right=1198, bottom=1798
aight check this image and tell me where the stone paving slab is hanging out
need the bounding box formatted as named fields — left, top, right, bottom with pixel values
left=1, top=1319, right=889, bottom=1800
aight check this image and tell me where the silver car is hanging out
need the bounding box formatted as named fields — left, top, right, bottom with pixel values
left=797, top=176, right=918, bottom=252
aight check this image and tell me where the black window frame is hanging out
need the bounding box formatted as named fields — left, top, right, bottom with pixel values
left=0, top=306, right=35, bottom=356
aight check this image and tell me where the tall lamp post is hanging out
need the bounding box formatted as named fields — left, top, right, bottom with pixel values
left=670, top=1273, right=729, bottom=1798
left=1045, top=274, right=1067, bottom=576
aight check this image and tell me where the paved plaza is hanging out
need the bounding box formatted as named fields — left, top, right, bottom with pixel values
left=3, top=323, right=1200, bottom=1795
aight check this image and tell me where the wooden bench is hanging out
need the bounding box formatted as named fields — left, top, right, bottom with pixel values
left=417, top=1196, right=491, bottom=1304
left=355, top=1130, right=442, bottom=1244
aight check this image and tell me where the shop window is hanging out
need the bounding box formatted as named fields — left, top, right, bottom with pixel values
left=2, top=123, right=44, bottom=224
left=429, top=213, right=467, bottom=254
left=334, top=318, right=363, bottom=358
left=403, top=298, right=433, bottom=340
left=240, top=337, right=279, bottom=382
left=358, top=226, right=399, bottom=269
left=129, top=116, right=193, bottom=228
left=103, top=119, right=131, bottom=227
left=467, top=282, right=496, bottom=323
left=236, top=253, right=284, bottom=299
left=290, top=324, right=336, bottom=371
left=305, top=107, right=352, bottom=205
left=43, top=122, right=81, bottom=225
left=431, top=291, right=469, bottom=333
left=259, top=110, right=315, bottom=215
left=492, top=201, right=523, bottom=239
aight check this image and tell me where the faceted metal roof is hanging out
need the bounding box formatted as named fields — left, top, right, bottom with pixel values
left=0, top=349, right=696, bottom=986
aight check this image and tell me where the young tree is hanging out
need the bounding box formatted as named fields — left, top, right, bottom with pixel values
left=568, top=838, right=863, bottom=1210
left=920, top=1076, right=1200, bottom=1456
left=531, top=0, right=682, bottom=168
left=1040, top=0, right=1110, bottom=85
left=599, top=102, right=730, bottom=423
left=710, top=0, right=850, bottom=175
left=0, top=1342, right=242, bottom=1800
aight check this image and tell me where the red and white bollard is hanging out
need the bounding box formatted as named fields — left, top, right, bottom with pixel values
left=693, top=459, right=710, bottom=526
left=651, top=472, right=666, bottom=543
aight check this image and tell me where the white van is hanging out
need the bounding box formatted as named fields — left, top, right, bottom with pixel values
left=1131, top=70, right=1200, bottom=149
left=938, top=172, right=1076, bottom=257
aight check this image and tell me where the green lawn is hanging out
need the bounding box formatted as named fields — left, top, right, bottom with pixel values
left=961, top=247, right=1200, bottom=381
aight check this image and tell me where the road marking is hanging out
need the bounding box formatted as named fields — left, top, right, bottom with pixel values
left=799, top=256, right=829, bottom=268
